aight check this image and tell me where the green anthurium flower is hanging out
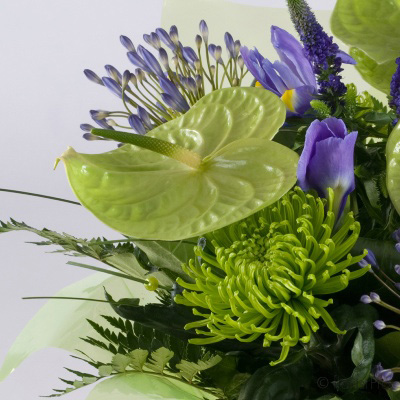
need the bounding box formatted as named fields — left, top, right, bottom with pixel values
left=331, top=0, right=400, bottom=94
left=387, top=121, right=400, bottom=214
left=59, top=87, right=298, bottom=241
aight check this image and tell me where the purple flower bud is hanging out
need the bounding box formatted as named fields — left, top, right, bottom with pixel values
left=395, top=265, right=400, bottom=275
left=105, top=65, right=122, bottom=85
left=127, top=51, right=152, bottom=74
left=396, top=283, right=400, bottom=291
left=208, top=44, right=216, bottom=58
left=137, top=106, right=152, bottom=130
left=159, top=77, right=190, bottom=113
left=155, top=28, right=176, bottom=51
left=130, top=73, right=138, bottom=87
left=370, top=292, right=380, bottom=302
left=128, top=114, right=146, bottom=135
left=379, top=369, right=394, bottom=382
left=159, top=48, right=169, bottom=69
left=238, top=55, right=244, bottom=69
left=373, top=320, right=386, bottom=330
left=234, top=40, right=241, bottom=57
left=80, top=123, right=95, bottom=132
left=360, top=295, right=372, bottom=304
left=120, top=35, right=135, bottom=52
left=102, top=77, right=123, bottom=98
left=396, top=243, right=400, bottom=254
left=358, top=249, right=378, bottom=269
left=150, top=32, right=161, bottom=49
left=392, top=228, right=400, bottom=242
left=199, top=20, right=209, bottom=43
left=122, top=70, right=131, bottom=89
left=95, top=118, right=114, bottom=130
left=392, top=381, right=400, bottom=391
left=195, top=74, right=202, bottom=88
left=83, top=69, right=104, bottom=85
left=182, top=46, right=198, bottom=65
left=135, top=68, right=146, bottom=83
left=297, top=118, right=357, bottom=218
left=90, top=110, right=110, bottom=120
left=83, top=132, right=103, bottom=141
left=224, top=32, right=235, bottom=58
left=195, top=34, right=202, bottom=49
left=137, top=45, right=163, bottom=76
left=169, top=25, right=179, bottom=45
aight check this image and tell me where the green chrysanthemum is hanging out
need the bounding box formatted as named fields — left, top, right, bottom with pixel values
left=175, top=187, right=370, bottom=365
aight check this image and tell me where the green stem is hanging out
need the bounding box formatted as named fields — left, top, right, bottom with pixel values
left=377, top=299, right=400, bottom=315
left=0, top=188, right=81, bottom=206
left=23, top=296, right=112, bottom=304
left=371, top=270, right=400, bottom=301
left=91, top=128, right=202, bottom=169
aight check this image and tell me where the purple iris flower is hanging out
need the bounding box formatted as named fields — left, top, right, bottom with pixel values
left=297, top=117, right=357, bottom=217
left=240, top=26, right=317, bottom=116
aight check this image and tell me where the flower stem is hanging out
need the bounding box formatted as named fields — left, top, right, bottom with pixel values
left=0, top=188, right=81, bottom=206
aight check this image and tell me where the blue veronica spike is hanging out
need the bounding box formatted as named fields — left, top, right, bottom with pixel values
left=105, top=65, right=122, bottom=85
left=102, top=77, right=123, bottom=98
left=120, top=35, right=135, bottom=52
left=155, top=27, right=175, bottom=51
left=90, top=110, right=110, bottom=120
left=199, top=20, right=209, bottom=43
left=95, top=118, right=115, bottom=130
left=159, top=77, right=190, bottom=112
left=137, top=106, right=152, bottom=129
left=128, top=114, right=147, bottom=135
left=169, top=25, right=179, bottom=45
left=127, top=51, right=152, bottom=74
left=224, top=32, right=235, bottom=58
left=83, top=69, right=104, bottom=85
left=182, top=46, right=198, bottom=66
left=80, top=123, right=95, bottom=132
left=137, top=45, right=164, bottom=76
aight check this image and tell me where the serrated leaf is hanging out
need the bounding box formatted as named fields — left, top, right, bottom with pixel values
left=98, top=365, right=113, bottom=377
left=147, top=347, right=174, bottom=374
left=60, top=87, right=298, bottom=240
left=176, top=354, right=222, bottom=382
left=128, top=349, right=149, bottom=372
left=112, top=354, right=132, bottom=372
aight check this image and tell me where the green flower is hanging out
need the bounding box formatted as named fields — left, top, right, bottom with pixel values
left=175, top=187, right=370, bottom=365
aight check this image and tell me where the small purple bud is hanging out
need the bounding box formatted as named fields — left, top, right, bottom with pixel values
left=359, top=249, right=378, bottom=269
left=90, top=110, right=110, bottom=120
left=208, top=44, right=216, bottom=58
left=238, top=55, right=244, bottom=69
left=137, top=45, right=163, bottom=76
left=159, top=48, right=169, bottom=69
left=215, top=46, right=223, bottom=63
left=135, top=68, right=146, bottom=82
left=169, top=25, right=179, bottom=45
left=360, top=295, right=372, bottom=304
left=102, top=77, right=122, bottom=98
left=182, top=46, right=198, bottom=65
left=83, top=132, right=103, bottom=141
left=83, top=69, right=104, bottom=85
left=150, top=32, right=161, bottom=50
left=395, top=282, right=400, bottom=291
left=370, top=292, right=381, bottom=302
left=199, top=20, right=209, bottom=43
left=155, top=28, right=176, bottom=51
left=80, top=123, right=95, bottom=132
left=187, top=77, right=197, bottom=94
left=195, top=34, right=202, bottom=49
left=105, top=65, right=122, bottom=85
left=120, top=35, right=135, bottom=52
left=393, top=228, right=400, bottom=242
left=396, top=243, right=400, bottom=253
left=395, top=265, right=400, bottom=275
left=137, top=106, right=152, bottom=130
left=130, top=74, right=138, bottom=87
left=128, top=114, right=146, bottom=135
left=159, top=77, right=190, bottom=112
left=373, top=320, right=386, bottom=330
left=224, top=32, right=235, bottom=58
left=392, top=381, right=400, bottom=391
left=122, top=70, right=131, bottom=89
left=379, top=369, right=394, bottom=382
left=195, top=74, right=202, bottom=88
left=107, top=119, right=117, bottom=127
left=95, top=118, right=114, bottom=130
left=194, top=60, right=201, bottom=71
left=127, top=51, right=152, bottom=74
left=234, top=40, right=241, bottom=57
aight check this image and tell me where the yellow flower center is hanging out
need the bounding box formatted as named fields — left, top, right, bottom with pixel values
left=281, top=89, right=296, bottom=112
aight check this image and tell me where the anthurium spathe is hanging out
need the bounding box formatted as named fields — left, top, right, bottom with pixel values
left=59, top=87, right=299, bottom=241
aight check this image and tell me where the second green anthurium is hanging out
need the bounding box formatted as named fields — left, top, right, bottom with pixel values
left=59, top=87, right=298, bottom=240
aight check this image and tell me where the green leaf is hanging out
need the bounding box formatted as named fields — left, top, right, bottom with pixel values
left=85, top=373, right=218, bottom=400
left=387, top=123, right=400, bottom=216
left=60, top=87, right=298, bottom=240
left=147, top=347, right=175, bottom=374
left=331, top=0, right=400, bottom=94
left=0, top=273, right=137, bottom=382
left=112, top=354, right=132, bottom=372
left=331, top=304, right=377, bottom=393
left=331, top=0, right=400, bottom=63
left=127, top=349, right=149, bottom=372
left=238, top=352, right=312, bottom=400
left=176, top=353, right=222, bottom=382
left=375, top=332, right=400, bottom=367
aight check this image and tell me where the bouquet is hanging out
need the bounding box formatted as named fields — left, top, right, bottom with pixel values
left=2, top=0, right=400, bottom=398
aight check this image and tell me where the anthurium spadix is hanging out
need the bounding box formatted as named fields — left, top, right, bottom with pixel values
left=59, top=87, right=299, bottom=240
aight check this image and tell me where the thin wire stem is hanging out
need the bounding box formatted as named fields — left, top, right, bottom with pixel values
left=0, top=188, right=81, bottom=206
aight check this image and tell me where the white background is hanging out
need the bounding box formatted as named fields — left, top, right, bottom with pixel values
left=0, top=0, right=339, bottom=398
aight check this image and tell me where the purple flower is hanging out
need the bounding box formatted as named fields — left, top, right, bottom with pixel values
left=128, top=114, right=146, bottom=135
left=83, top=69, right=104, bottom=86
left=120, top=35, right=135, bottom=52
left=159, top=77, right=189, bottom=113
left=358, top=249, right=378, bottom=269
left=102, top=77, right=123, bottom=98
left=297, top=117, right=357, bottom=217
left=360, top=295, right=372, bottom=304
left=390, top=58, right=400, bottom=116
left=395, top=265, right=400, bottom=275
left=373, top=320, right=386, bottom=330
left=240, top=26, right=316, bottom=116
left=137, top=46, right=164, bottom=77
